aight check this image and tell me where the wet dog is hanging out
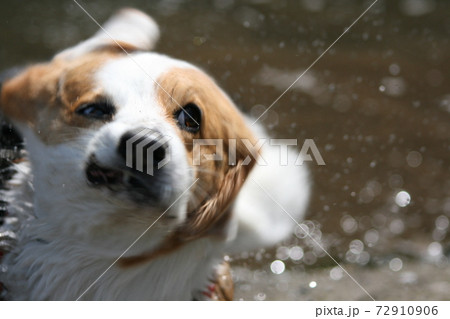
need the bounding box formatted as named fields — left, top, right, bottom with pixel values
left=0, top=8, right=309, bottom=300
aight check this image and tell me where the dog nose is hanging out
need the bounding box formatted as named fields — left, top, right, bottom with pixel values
left=117, top=128, right=167, bottom=172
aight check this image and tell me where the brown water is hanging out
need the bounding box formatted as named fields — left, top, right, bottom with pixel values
left=1, top=0, right=449, bottom=300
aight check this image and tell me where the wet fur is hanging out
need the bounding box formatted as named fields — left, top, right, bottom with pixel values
left=0, top=9, right=310, bottom=300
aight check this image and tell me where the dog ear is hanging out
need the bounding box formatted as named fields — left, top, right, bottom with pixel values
left=0, top=64, right=58, bottom=125
left=182, top=158, right=256, bottom=239
left=55, top=8, right=160, bottom=60
left=0, top=65, right=42, bottom=125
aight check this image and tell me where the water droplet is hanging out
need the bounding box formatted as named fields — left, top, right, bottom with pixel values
left=357, top=251, right=371, bottom=265
left=345, top=250, right=358, bottom=263
left=406, top=151, right=422, bottom=167
left=289, top=246, right=304, bottom=261
left=427, top=242, right=442, bottom=257
left=324, top=144, right=335, bottom=151
left=270, top=260, right=285, bottom=275
left=439, top=94, right=450, bottom=113
left=349, top=239, right=364, bottom=254
left=389, top=258, right=403, bottom=271
left=329, top=267, right=343, bottom=281
left=395, top=191, right=411, bottom=207
left=435, top=215, right=449, bottom=231
left=304, top=220, right=316, bottom=232
left=254, top=292, right=266, bottom=301
left=364, top=229, right=379, bottom=246
left=295, top=224, right=309, bottom=239
left=341, top=215, right=358, bottom=234
left=276, top=246, right=290, bottom=260
left=389, top=63, right=401, bottom=76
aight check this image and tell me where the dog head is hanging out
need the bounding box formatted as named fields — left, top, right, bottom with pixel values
left=0, top=9, right=257, bottom=255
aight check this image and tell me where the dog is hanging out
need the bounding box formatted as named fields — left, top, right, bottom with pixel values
left=0, top=8, right=310, bottom=300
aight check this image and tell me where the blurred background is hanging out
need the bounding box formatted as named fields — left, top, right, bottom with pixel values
left=1, top=0, right=449, bottom=300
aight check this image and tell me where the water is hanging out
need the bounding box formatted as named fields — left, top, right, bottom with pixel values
left=1, top=0, right=449, bottom=300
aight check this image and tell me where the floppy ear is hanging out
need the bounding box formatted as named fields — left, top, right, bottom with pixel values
left=181, top=159, right=255, bottom=238
left=0, top=65, right=39, bottom=125
left=55, top=8, right=160, bottom=60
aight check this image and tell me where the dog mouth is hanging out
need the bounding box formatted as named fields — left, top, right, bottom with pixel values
left=85, top=157, right=150, bottom=191
left=86, top=161, right=124, bottom=185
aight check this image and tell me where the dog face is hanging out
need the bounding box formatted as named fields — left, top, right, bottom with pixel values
left=0, top=9, right=256, bottom=253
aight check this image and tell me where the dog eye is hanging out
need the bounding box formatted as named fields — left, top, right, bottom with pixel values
left=175, top=103, right=202, bottom=133
left=76, top=102, right=115, bottom=120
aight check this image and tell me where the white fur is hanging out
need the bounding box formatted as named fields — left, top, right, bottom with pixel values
left=0, top=9, right=310, bottom=300
left=56, top=8, right=160, bottom=60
